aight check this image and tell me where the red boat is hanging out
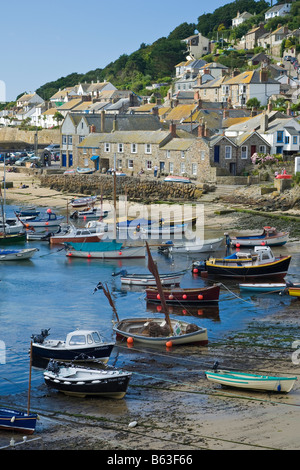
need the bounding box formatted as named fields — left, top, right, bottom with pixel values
left=145, top=284, right=220, bottom=304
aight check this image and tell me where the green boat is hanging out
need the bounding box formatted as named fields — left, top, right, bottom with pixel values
left=0, top=233, right=26, bottom=244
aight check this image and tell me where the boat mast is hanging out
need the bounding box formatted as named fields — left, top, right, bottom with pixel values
left=145, top=241, right=173, bottom=334
left=27, top=341, right=33, bottom=415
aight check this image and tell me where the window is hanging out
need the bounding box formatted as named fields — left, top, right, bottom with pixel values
left=166, top=150, right=170, bottom=158
left=277, top=131, right=283, bottom=143
left=104, top=143, right=110, bottom=152
left=180, top=162, right=185, bottom=173
left=192, top=163, right=197, bottom=175
left=131, top=143, right=137, bottom=153
left=285, top=136, right=289, bottom=144
left=62, top=135, right=67, bottom=145
left=222, top=85, right=229, bottom=95
left=181, top=151, right=185, bottom=159
left=118, top=143, right=124, bottom=153
left=79, top=136, right=85, bottom=143
left=145, top=144, right=152, bottom=154
left=83, top=147, right=87, bottom=155
left=293, top=136, right=298, bottom=145
left=117, top=159, right=122, bottom=169
left=146, top=160, right=152, bottom=170
left=259, top=145, right=266, bottom=153
left=201, top=151, right=205, bottom=160
left=169, top=162, right=174, bottom=174
left=225, top=146, right=232, bottom=159
left=128, top=159, right=133, bottom=169
left=68, top=135, right=72, bottom=145
left=241, top=146, right=247, bottom=159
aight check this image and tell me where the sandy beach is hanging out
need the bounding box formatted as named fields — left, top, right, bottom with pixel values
left=0, top=168, right=300, bottom=452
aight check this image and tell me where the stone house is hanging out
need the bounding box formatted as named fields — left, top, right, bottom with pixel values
left=244, top=23, right=266, bottom=50
left=61, top=111, right=163, bottom=169
left=181, top=33, right=210, bottom=60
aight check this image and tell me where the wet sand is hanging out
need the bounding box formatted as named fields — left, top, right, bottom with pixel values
left=0, top=168, right=300, bottom=452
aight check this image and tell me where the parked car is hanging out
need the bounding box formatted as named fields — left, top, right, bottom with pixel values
left=44, top=144, right=60, bottom=152
left=6, top=155, right=19, bottom=165
left=15, top=156, right=30, bottom=166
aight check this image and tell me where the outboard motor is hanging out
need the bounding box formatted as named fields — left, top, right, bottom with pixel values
left=46, top=359, right=61, bottom=374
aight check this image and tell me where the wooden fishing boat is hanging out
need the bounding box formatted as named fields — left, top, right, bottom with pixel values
left=0, top=247, right=38, bottom=261
left=164, top=175, right=191, bottom=183
left=44, top=361, right=131, bottom=398
left=205, top=369, right=297, bottom=393
left=228, top=226, right=289, bottom=247
left=31, top=329, right=115, bottom=363
left=76, top=167, right=95, bottom=175
left=160, top=237, right=224, bottom=254
left=70, top=195, right=97, bottom=208
left=193, top=246, right=291, bottom=280
left=145, top=284, right=220, bottom=305
left=0, top=408, right=38, bottom=434
left=50, top=225, right=104, bottom=245
left=239, top=282, right=300, bottom=293
left=65, top=241, right=146, bottom=259
left=113, top=317, right=208, bottom=346
left=118, top=270, right=185, bottom=286
left=99, top=242, right=208, bottom=347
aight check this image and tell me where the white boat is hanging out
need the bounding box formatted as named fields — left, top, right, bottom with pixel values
left=65, top=241, right=146, bottom=259
left=71, top=208, right=109, bottom=220
left=50, top=225, right=104, bottom=245
left=31, top=329, right=115, bottom=363
left=205, top=369, right=297, bottom=393
left=0, top=247, right=38, bottom=260
left=161, top=237, right=224, bottom=254
left=21, top=211, right=64, bottom=228
left=118, top=270, right=185, bottom=286
left=76, top=167, right=95, bottom=175
left=70, top=196, right=97, bottom=208
left=0, top=218, right=25, bottom=235
left=239, top=282, right=300, bottom=293
left=164, top=176, right=191, bottom=183
left=140, top=223, right=187, bottom=236
left=113, top=317, right=208, bottom=346
left=44, top=361, right=131, bottom=398
left=228, top=226, right=289, bottom=247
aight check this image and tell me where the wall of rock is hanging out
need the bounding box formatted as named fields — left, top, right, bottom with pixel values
left=40, top=174, right=215, bottom=202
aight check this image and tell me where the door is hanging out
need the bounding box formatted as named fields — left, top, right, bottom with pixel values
left=160, top=161, right=165, bottom=172
left=68, top=153, right=73, bottom=166
left=230, top=162, right=236, bottom=175
left=62, top=154, right=67, bottom=167
left=251, top=145, right=256, bottom=156
left=214, top=146, right=220, bottom=163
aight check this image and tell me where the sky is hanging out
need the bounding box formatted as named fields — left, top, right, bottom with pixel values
left=0, top=0, right=229, bottom=101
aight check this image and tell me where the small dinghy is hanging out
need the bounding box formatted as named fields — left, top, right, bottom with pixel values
left=239, top=281, right=300, bottom=293
left=44, top=360, right=132, bottom=398
left=0, top=247, right=38, bottom=261
left=0, top=408, right=38, bottom=434
left=205, top=363, right=297, bottom=393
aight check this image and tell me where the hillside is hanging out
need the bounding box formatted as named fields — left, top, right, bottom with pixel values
left=31, top=1, right=300, bottom=101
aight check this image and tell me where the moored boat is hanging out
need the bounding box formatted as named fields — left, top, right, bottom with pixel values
left=31, top=328, right=115, bottom=363
left=286, top=286, right=300, bottom=298
left=21, top=210, right=64, bottom=228
left=76, top=167, right=95, bottom=175
left=0, top=247, right=38, bottom=261
left=140, top=223, right=187, bottom=236
left=65, top=241, right=146, bottom=259
left=0, top=408, right=38, bottom=434
left=0, top=232, right=26, bottom=244
left=227, top=226, right=289, bottom=247
left=192, top=246, right=291, bottom=280
left=50, top=225, right=104, bottom=245
left=160, top=237, right=224, bottom=254
left=205, top=368, right=297, bottom=393
left=44, top=361, right=132, bottom=398
left=70, top=195, right=97, bottom=208
left=70, top=208, right=109, bottom=220
left=145, top=284, right=220, bottom=304
left=164, top=175, right=191, bottom=183
left=117, top=270, right=185, bottom=286
left=239, top=282, right=300, bottom=293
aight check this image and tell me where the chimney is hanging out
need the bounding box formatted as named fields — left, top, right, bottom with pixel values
left=89, top=125, right=96, bottom=133
left=101, top=110, right=105, bottom=132
left=260, top=110, right=268, bottom=132
left=251, top=107, right=257, bottom=117
left=287, top=101, right=292, bottom=116
left=198, top=119, right=205, bottom=137
left=169, top=121, right=177, bottom=137
left=112, top=115, right=117, bottom=132
left=194, top=90, right=200, bottom=102
left=152, top=106, right=159, bottom=116
left=260, top=68, right=268, bottom=83
left=267, top=101, right=272, bottom=113
left=223, top=108, right=229, bottom=119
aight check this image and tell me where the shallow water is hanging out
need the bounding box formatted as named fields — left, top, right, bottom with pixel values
left=0, top=205, right=298, bottom=396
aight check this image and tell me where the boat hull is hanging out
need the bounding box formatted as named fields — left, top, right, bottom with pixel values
left=113, top=317, right=208, bottom=346
left=121, top=273, right=183, bottom=286
left=239, top=282, right=300, bottom=292
left=287, top=287, right=300, bottom=297
left=0, top=248, right=38, bottom=260
left=70, top=196, right=97, bottom=208
left=32, top=342, right=115, bottom=363
left=44, top=367, right=131, bottom=398
left=0, top=233, right=26, bottom=244
left=50, top=234, right=103, bottom=245
left=145, top=285, right=220, bottom=304
left=66, top=246, right=146, bottom=259
left=205, top=256, right=291, bottom=280
left=205, top=370, right=297, bottom=393
left=169, top=238, right=224, bottom=253
left=0, top=408, right=37, bottom=434
left=231, top=233, right=288, bottom=247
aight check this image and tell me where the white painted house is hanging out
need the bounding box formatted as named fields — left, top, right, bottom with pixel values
left=265, top=3, right=292, bottom=20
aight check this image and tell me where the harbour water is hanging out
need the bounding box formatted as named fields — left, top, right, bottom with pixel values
left=0, top=204, right=299, bottom=398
